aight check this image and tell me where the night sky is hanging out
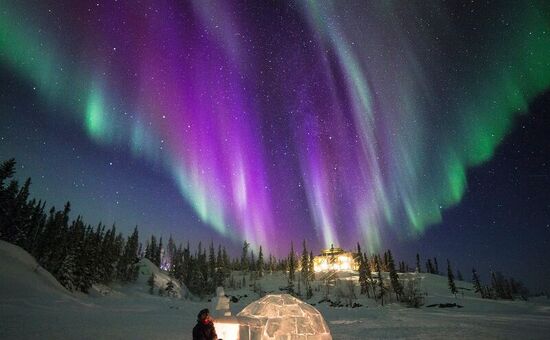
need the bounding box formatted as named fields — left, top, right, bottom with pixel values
left=1, top=1, right=549, bottom=291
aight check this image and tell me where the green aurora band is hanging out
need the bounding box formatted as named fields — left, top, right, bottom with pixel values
left=1, top=0, right=549, bottom=251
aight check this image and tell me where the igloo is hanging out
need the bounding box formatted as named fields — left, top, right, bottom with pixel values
left=235, top=294, right=332, bottom=340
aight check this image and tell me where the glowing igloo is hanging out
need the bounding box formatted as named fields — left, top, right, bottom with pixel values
left=236, top=294, right=332, bottom=340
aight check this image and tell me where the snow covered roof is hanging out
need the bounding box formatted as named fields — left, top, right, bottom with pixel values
left=237, top=294, right=332, bottom=340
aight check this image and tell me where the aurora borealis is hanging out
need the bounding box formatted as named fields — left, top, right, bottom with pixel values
left=1, top=0, right=550, bottom=275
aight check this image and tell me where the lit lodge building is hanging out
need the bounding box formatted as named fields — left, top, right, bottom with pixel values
left=313, top=244, right=359, bottom=273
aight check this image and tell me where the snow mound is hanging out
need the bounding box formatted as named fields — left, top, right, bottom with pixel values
left=135, top=258, right=188, bottom=298
left=0, top=240, right=69, bottom=299
left=237, top=293, right=332, bottom=340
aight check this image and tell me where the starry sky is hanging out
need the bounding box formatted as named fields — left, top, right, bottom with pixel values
left=1, top=1, right=549, bottom=290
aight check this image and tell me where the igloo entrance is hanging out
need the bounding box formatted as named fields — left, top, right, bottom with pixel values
left=233, top=294, right=332, bottom=340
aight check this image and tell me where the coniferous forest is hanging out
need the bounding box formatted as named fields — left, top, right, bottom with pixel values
left=0, top=158, right=530, bottom=301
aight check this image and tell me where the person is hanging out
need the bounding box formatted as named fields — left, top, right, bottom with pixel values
left=192, top=308, right=218, bottom=340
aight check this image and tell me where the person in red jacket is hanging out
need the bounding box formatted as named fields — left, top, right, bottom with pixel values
left=192, top=308, right=218, bottom=340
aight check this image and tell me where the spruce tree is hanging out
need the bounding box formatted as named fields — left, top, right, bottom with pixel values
left=166, top=280, right=176, bottom=297
left=215, top=245, right=225, bottom=287
left=268, top=254, right=274, bottom=274
left=257, top=245, right=264, bottom=278
left=147, top=235, right=157, bottom=264
left=197, top=242, right=208, bottom=294
left=358, top=250, right=369, bottom=295
left=173, top=243, right=184, bottom=283
left=301, top=240, right=309, bottom=283
left=309, top=251, right=315, bottom=280
left=239, top=240, right=249, bottom=272
left=117, top=227, right=139, bottom=282
left=288, top=241, right=296, bottom=282
left=447, top=259, right=457, bottom=297
left=182, top=242, right=191, bottom=287
left=375, top=255, right=385, bottom=305
left=155, top=237, right=163, bottom=268
left=426, top=259, right=434, bottom=274
left=208, top=241, right=216, bottom=289
left=166, top=235, right=176, bottom=272
left=416, top=253, right=421, bottom=273
left=58, top=253, right=77, bottom=291
left=249, top=250, right=257, bottom=284
left=222, top=247, right=230, bottom=277
left=364, top=253, right=374, bottom=297
left=0, top=158, right=16, bottom=188
left=148, top=273, right=156, bottom=294
left=387, top=250, right=403, bottom=301
left=491, top=271, right=509, bottom=299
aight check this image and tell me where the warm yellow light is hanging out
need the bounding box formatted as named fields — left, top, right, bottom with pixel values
left=313, top=251, right=356, bottom=272
left=215, top=322, right=240, bottom=340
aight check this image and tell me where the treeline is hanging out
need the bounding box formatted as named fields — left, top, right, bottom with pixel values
left=0, top=158, right=290, bottom=296
left=0, top=158, right=530, bottom=301
left=0, top=159, right=139, bottom=293
left=471, top=268, right=529, bottom=300
left=141, top=237, right=295, bottom=297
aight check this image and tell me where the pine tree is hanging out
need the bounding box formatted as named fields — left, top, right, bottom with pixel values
left=215, top=245, right=225, bottom=287
left=433, top=257, right=439, bottom=275
left=241, top=240, right=250, bottom=272
left=375, top=255, right=385, bottom=305
left=447, top=259, right=457, bottom=297
left=387, top=250, right=403, bottom=301
left=257, top=245, right=264, bottom=278
left=166, top=280, right=176, bottom=297
left=358, top=250, right=369, bottom=296
left=288, top=241, right=296, bottom=282
left=309, top=251, right=315, bottom=280
left=196, top=242, right=208, bottom=295
left=172, top=243, right=184, bottom=283
left=148, top=273, right=156, bottom=294
left=117, top=227, right=139, bottom=282
left=155, top=237, right=163, bottom=268
left=145, top=240, right=151, bottom=260
left=0, top=158, right=16, bottom=188
left=222, top=246, right=230, bottom=281
left=301, top=240, right=309, bottom=283
left=58, top=253, right=77, bottom=291
left=399, top=261, right=405, bottom=273
left=503, top=278, right=513, bottom=300
left=491, top=271, right=509, bottom=299
left=250, top=250, right=257, bottom=273
left=165, top=235, right=176, bottom=272
left=416, top=253, right=421, bottom=273
left=100, top=224, right=117, bottom=283
left=426, top=259, right=434, bottom=274
left=146, top=235, right=157, bottom=264
left=182, top=242, right=191, bottom=287
left=208, top=241, right=216, bottom=289
left=0, top=159, right=17, bottom=239
left=268, top=254, right=274, bottom=274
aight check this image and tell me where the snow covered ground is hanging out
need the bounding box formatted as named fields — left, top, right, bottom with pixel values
left=1, top=240, right=549, bottom=339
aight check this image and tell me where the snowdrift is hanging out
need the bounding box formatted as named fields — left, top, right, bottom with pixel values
left=134, top=258, right=189, bottom=298
left=0, top=240, right=69, bottom=299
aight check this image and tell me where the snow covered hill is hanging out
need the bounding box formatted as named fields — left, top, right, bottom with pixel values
left=0, top=240, right=69, bottom=299
left=1, top=240, right=550, bottom=339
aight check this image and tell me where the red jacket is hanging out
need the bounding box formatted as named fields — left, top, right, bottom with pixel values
left=192, top=319, right=217, bottom=340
